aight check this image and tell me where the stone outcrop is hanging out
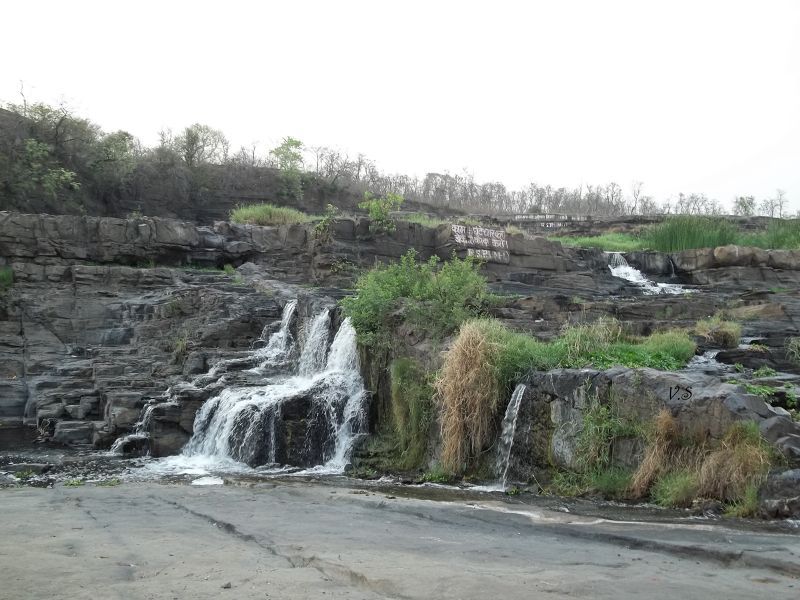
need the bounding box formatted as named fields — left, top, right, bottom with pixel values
left=504, top=367, right=800, bottom=481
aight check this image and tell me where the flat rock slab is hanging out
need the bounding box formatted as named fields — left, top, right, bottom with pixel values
left=1, top=481, right=799, bottom=600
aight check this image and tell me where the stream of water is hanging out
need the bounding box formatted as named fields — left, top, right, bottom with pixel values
left=607, top=252, right=686, bottom=295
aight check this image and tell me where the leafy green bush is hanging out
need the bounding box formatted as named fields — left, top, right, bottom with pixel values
left=314, top=203, right=339, bottom=241
left=359, top=192, right=404, bottom=233
left=390, top=358, right=434, bottom=469
left=753, top=365, right=777, bottom=378
left=230, top=203, right=312, bottom=226
left=340, top=250, right=491, bottom=350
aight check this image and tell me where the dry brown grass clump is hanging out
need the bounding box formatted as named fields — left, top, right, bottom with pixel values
left=694, top=314, right=742, bottom=348
left=697, top=422, right=772, bottom=502
left=434, top=320, right=501, bottom=474
left=630, top=410, right=681, bottom=498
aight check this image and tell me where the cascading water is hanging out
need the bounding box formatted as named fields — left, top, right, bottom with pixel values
left=253, top=299, right=298, bottom=367
left=109, top=402, right=167, bottom=454
left=494, top=384, right=526, bottom=490
left=180, top=313, right=367, bottom=472
left=606, top=252, right=685, bottom=295
left=297, top=309, right=331, bottom=376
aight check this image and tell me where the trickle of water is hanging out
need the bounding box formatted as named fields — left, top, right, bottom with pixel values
left=494, top=384, right=527, bottom=491
left=297, top=309, right=331, bottom=376
left=109, top=402, right=165, bottom=454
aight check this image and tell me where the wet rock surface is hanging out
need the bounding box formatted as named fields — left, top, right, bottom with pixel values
left=1, top=479, right=799, bottom=599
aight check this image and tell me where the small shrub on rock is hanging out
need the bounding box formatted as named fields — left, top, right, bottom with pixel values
left=695, top=314, right=742, bottom=348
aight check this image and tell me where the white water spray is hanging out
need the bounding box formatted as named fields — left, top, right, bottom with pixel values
left=494, top=384, right=527, bottom=490
left=607, top=253, right=685, bottom=295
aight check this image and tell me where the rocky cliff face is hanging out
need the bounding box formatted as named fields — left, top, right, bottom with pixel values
left=0, top=211, right=604, bottom=450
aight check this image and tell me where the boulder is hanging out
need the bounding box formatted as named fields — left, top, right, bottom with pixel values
left=759, top=469, right=800, bottom=519
left=52, top=421, right=95, bottom=445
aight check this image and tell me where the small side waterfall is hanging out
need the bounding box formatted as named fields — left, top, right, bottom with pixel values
left=494, top=384, right=527, bottom=490
left=109, top=402, right=169, bottom=454
left=607, top=252, right=629, bottom=268
left=606, top=252, right=685, bottom=295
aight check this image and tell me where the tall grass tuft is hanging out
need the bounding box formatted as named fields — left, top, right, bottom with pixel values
left=230, top=203, right=312, bottom=225
left=641, top=216, right=739, bottom=252
left=390, top=358, right=434, bottom=469
left=695, top=314, right=742, bottom=348
left=435, top=321, right=501, bottom=474
left=743, top=219, right=800, bottom=250
left=697, top=421, right=772, bottom=503
left=630, top=410, right=681, bottom=498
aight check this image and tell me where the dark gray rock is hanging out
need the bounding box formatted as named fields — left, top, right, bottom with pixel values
left=52, top=421, right=95, bottom=445
left=759, top=469, right=800, bottom=519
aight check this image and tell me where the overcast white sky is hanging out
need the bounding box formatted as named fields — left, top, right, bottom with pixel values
left=2, top=0, right=799, bottom=211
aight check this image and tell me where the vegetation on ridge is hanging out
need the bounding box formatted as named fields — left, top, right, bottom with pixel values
left=230, top=203, right=313, bottom=226
left=553, top=216, right=800, bottom=252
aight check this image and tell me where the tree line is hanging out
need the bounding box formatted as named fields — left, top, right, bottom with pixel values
left=0, top=99, right=793, bottom=219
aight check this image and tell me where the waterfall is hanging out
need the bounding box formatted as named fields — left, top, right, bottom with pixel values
left=607, top=252, right=629, bottom=268
left=181, top=314, right=367, bottom=472
left=253, top=299, right=297, bottom=366
left=109, top=402, right=165, bottom=454
left=494, top=384, right=526, bottom=490
left=297, top=309, right=331, bottom=376
left=606, top=252, right=685, bottom=295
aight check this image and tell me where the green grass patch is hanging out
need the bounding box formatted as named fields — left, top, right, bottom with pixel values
left=787, top=337, right=800, bottom=365
left=651, top=469, right=699, bottom=508
left=95, top=478, right=122, bottom=487
left=587, top=468, right=633, bottom=500
left=742, top=219, right=800, bottom=250
left=64, top=479, right=85, bottom=487
left=725, top=483, right=760, bottom=518
left=753, top=365, right=777, bottom=378
left=695, top=314, right=741, bottom=348
left=421, top=464, right=455, bottom=484
left=475, top=318, right=696, bottom=396
left=549, top=233, right=643, bottom=252
left=230, top=203, right=313, bottom=226
left=0, top=266, right=13, bottom=290
left=552, top=217, right=800, bottom=253
left=390, top=358, right=435, bottom=469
